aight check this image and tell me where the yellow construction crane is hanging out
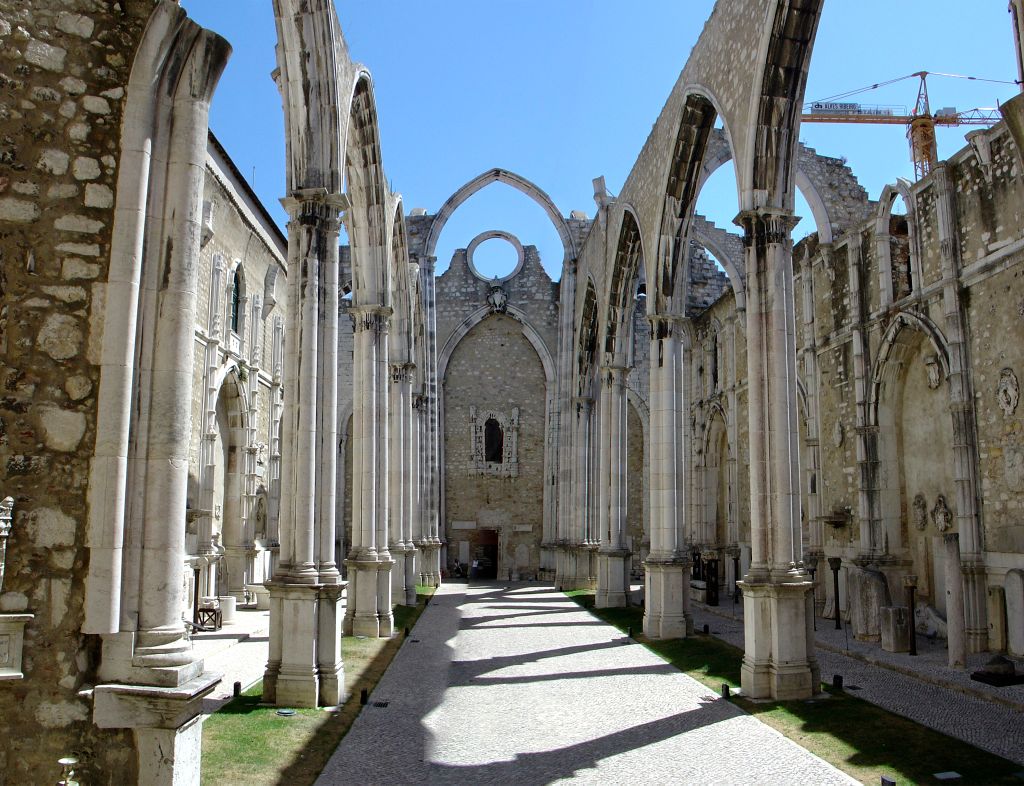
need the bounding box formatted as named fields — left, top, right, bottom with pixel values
left=802, top=71, right=1007, bottom=180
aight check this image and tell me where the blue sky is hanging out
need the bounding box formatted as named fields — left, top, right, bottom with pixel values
left=180, top=1, right=1020, bottom=280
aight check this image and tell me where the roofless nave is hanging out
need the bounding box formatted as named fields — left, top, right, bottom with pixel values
left=1, top=1, right=1024, bottom=782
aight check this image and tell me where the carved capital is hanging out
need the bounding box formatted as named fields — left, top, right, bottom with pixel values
left=734, top=209, right=800, bottom=249
left=350, top=306, right=392, bottom=335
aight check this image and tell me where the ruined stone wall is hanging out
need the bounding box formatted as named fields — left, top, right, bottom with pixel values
left=0, top=1, right=157, bottom=781
left=435, top=240, right=560, bottom=578
left=442, top=314, right=547, bottom=576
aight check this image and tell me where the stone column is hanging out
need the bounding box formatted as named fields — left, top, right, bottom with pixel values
left=644, top=315, right=691, bottom=638
left=944, top=533, right=967, bottom=668
left=264, top=190, right=346, bottom=708
left=345, top=306, right=395, bottom=638
left=735, top=209, right=816, bottom=700
left=596, top=366, right=629, bottom=608
left=415, top=256, right=442, bottom=587
left=930, top=164, right=987, bottom=652
left=564, top=396, right=593, bottom=590
left=1011, top=0, right=1024, bottom=87
left=92, top=15, right=228, bottom=783
left=389, top=363, right=416, bottom=607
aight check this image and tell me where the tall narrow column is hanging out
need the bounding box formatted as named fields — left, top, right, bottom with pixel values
left=345, top=307, right=395, bottom=637
left=944, top=533, right=967, bottom=668
left=931, top=164, right=987, bottom=652
left=644, top=315, right=691, bottom=639
left=735, top=210, right=816, bottom=701
left=264, top=190, right=346, bottom=708
left=389, top=363, right=416, bottom=607
left=596, top=366, right=629, bottom=608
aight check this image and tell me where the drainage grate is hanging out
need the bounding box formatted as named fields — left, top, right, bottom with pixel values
left=410, top=639, right=421, bottom=643
left=846, top=685, right=862, bottom=691
left=372, top=701, right=389, bottom=708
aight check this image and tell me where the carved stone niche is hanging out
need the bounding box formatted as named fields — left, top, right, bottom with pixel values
left=469, top=406, right=519, bottom=478
left=0, top=496, right=32, bottom=681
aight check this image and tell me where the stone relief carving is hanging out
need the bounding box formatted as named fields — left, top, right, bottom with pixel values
left=997, top=367, right=1019, bottom=417
left=912, top=492, right=928, bottom=531
left=924, top=354, right=942, bottom=390
left=832, top=420, right=844, bottom=448
left=469, top=405, right=519, bottom=478
left=486, top=282, right=508, bottom=314
left=931, top=494, right=953, bottom=532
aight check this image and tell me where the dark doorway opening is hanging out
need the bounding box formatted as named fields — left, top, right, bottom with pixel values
left=472, top=528, right=499, bottom=580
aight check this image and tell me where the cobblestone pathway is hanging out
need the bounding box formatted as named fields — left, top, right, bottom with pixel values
left=690, top=601, right=1024, bottom=766
left=317, top=582, right=856, bottom=785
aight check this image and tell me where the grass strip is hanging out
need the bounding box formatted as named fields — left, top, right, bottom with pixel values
left=201, top=586, right=435, bottom=786
left=565, top=590, right=1022, bottom=786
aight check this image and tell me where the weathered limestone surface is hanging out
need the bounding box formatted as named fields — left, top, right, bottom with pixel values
left=0, top=0, right=155, bottom=780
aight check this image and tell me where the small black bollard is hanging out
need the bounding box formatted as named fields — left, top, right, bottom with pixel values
left=360, top=688, right=368, bottom=706
left=721, top=683, right=730, bottom=699
left=832, top=674, right=844, bottom=691
left=233, top=681, right=241, bottom=697
left=627, top=626, right=633, bottom=638
left=880, top=776, right=897, bottom=786
left=702, top=623, right=710, bottom=634
left=404, top=626, right=410, bottom=637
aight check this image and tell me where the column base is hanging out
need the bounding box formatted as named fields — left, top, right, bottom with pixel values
left=263, top=581, right=346, bottom=708
left=343, top=556, right=395, bottom=638
left=595, top=549, right=629, bottom=608
left=739, top=577, right=817, bottom=700
left=643, top=558, right=693, bottom=639
left=94, top=670, right=221, bottom=786
left=99, top=630, right=204, bottom=688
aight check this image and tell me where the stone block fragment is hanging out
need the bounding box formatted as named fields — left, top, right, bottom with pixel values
left=37, top=148, right=69, bottom=175
left=72, top=156, right=100, bottom=181
left=56, top=12, right=95, bottom=39
left=55, top=214, right=103, bottom=234
left=880, top=605, right=911, bottom=653
left=84, top=183, right=113, bottom=208
left=24, top=40, right=66, bottom=72
left=36, top=404, right=86, bottom=451
left=0, top=196, right=39, bottom=223
left=81, top=95, right=109, bottom=115
left=37, top=313, right=82, bottom=360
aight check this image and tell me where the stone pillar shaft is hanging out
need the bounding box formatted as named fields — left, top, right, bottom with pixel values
left=735, top=209, right=815, bottom=700
left=134, top=50, right=226, bottom=668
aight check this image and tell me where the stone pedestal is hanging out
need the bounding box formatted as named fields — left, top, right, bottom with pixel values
left=595, top=549, right=628, bottom=608
left=94, top=671, right=221, bottom=786
left=739, top=578, right=817, bottom=700
left=344, top=557, right=394, bottom=638
left=264, top=582, right=344, bottom=708
left=880, top=606, right=911, bottom=653
left=643, top=560, right=691, bottom=639
left=316, top=585, right=345, bottom=706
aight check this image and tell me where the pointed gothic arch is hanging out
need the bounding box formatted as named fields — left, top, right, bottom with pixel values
left=423, top=168, right=577, bottom=266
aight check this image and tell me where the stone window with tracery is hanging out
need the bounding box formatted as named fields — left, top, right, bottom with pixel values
left=470, top=406, right=519, bottom=477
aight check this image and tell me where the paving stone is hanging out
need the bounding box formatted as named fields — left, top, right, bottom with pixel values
left=317, top=582, right=857, bottom=785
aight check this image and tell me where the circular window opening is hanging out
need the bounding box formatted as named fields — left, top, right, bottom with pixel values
left=470, top=236, right=520, bottom=280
